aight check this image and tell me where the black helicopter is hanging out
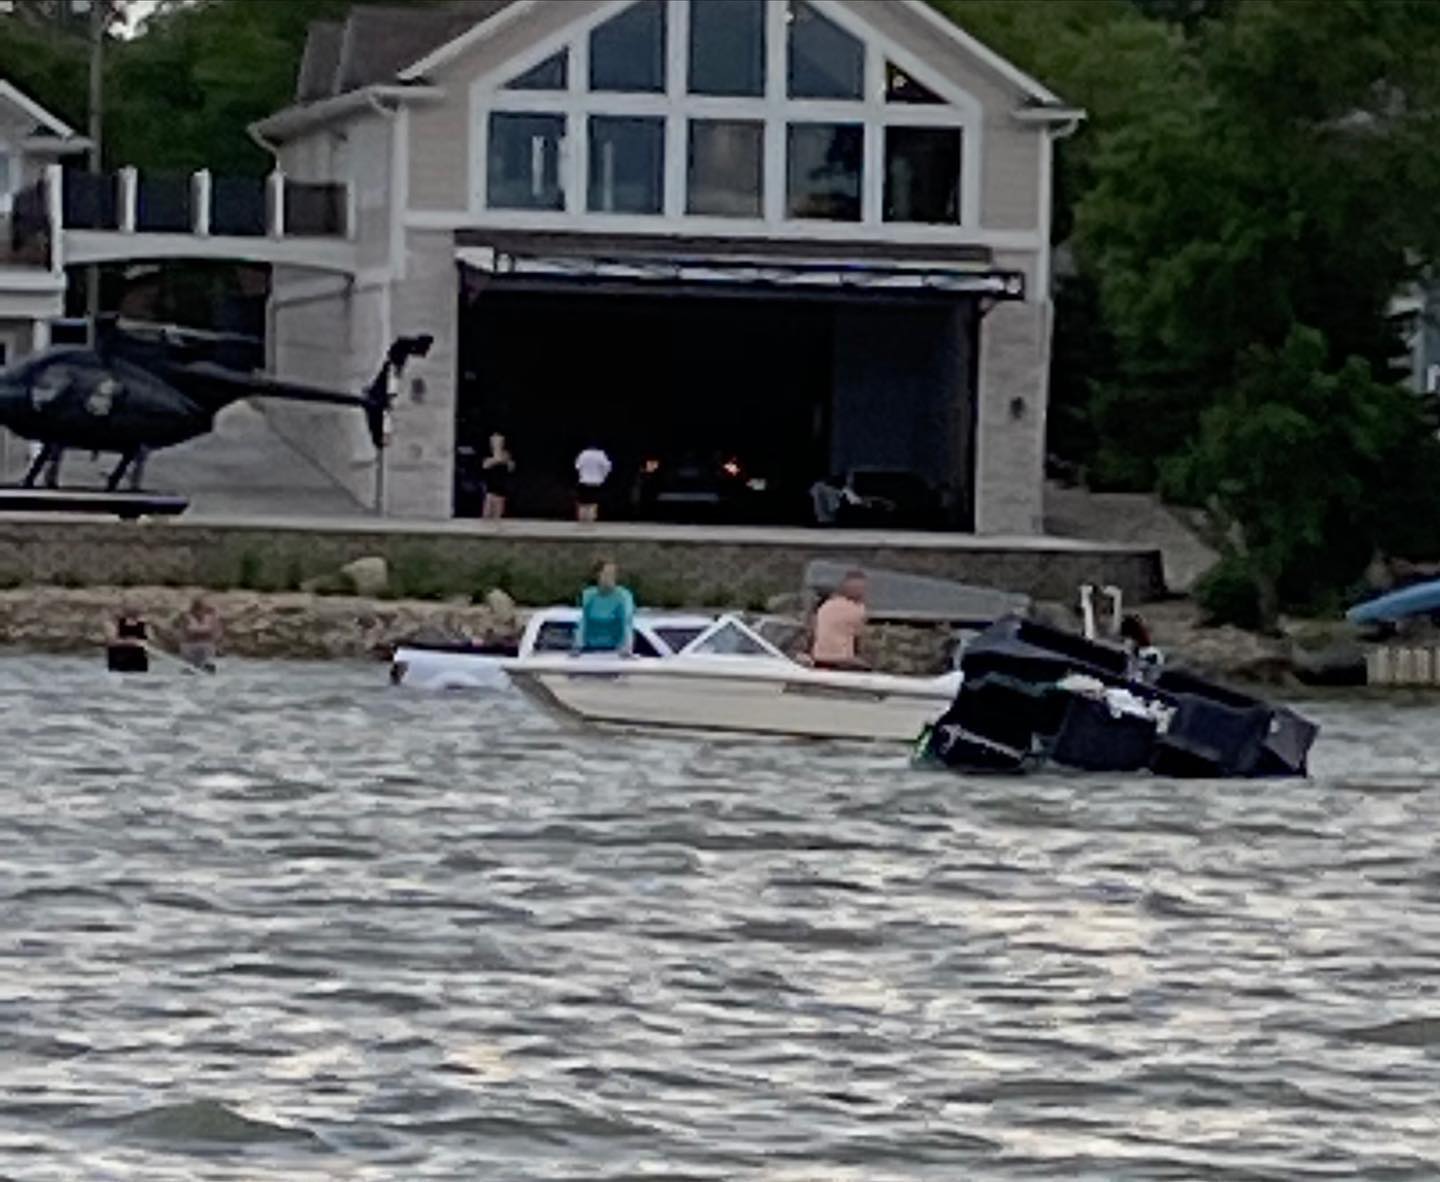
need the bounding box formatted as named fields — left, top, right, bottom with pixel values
left=0, top=318, right=432, bottom=492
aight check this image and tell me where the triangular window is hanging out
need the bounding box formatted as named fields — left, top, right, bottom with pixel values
left=590, top=0, right=666, bottom=94
left=787, top=1, right=864, bottom=100
left=505, top=50, right=568, bottom=91
left=886, top=62, right=943, bottom=104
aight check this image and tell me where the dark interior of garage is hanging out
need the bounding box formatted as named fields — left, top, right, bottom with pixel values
left=455, top=281, right=976, bottom=527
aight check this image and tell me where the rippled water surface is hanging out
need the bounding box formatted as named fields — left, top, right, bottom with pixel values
left=1, top=657, right=1438, bottom=1180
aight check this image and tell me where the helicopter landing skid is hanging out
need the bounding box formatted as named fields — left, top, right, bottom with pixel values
left=0, top=487, right=189, bottom=520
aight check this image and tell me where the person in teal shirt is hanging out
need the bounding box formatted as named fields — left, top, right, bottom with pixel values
left=576, top=559, right=635, bottom=654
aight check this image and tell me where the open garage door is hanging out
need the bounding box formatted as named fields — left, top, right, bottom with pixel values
left=456, top=277, right=982, bottom=528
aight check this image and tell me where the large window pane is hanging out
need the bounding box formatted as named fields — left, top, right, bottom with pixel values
left=787, top=1, right=863, bottom=100
left=487, top=112, right=565, bottom=211
left=590, top=0, right=665, bottom=93
left=787, top=122, right=861, bottom=221
left=589, top=116, right=664, bottom=214
left=885, top=126, right=960, bottom=224
left=688, top=120, right=763, bottom=217
left=505, top=50, right=568, bottom=91
left=689, top=0, right=765, bottom=97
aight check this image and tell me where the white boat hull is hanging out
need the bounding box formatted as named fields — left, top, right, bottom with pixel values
left=391, top=646, right=511, bottom=691
left=505, top=656, right=959, bottom=742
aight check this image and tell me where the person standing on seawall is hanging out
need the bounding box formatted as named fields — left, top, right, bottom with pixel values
left=575, top=558, right=635, bottom=655
left=574, top=444, right=612, bottom=522
left=481, top=432, right=515, bottom=519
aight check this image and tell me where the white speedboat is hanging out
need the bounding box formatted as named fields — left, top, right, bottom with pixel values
left=390, top=608, right=715, bottom=691
left=504, top=616, right=960, bottom=742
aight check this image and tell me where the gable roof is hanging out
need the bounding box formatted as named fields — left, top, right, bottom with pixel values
left=0, top=78, right=79, bottom=138
left=295, top=1, right=517, bottom=104
left=395, top=0, right=1070, bottom=109
left=295, top=21, right=344, bottom=103
left=263, top=0, right=1076, bottom=140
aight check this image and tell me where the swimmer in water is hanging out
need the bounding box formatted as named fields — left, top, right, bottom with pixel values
left=106, top=601, right=149, bottom=673
left=177, top=595, right=222, bottom=672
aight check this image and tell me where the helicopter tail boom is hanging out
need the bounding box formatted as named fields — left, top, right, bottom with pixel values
left=166, top=334, right=432, bottom=449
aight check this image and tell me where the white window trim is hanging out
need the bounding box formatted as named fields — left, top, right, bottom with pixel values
left=466, top=0, right=983, bottom=238
left=0, top=139, right=14, bottom=215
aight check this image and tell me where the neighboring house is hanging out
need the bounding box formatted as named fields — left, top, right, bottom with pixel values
left=253, top=0, right=1081, bottom=532
left=0, top=78, right=88, bottom=367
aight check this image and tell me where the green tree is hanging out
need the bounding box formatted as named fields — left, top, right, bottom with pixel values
left=1077, top=0, right=1440, bottom=596
left=1164, top=326, right=1434, bottom=626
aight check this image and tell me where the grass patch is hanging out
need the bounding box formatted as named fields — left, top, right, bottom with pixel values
left=388, top=548, right=454, bottom=600
left=236, top=550, right=264, bottom=591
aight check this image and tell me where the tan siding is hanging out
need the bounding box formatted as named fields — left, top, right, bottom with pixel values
left=407, top=98, right=470, bottom=212
left=408, top=0, right=613, bottom=213
left=980, top=119, right=1040, bottom=231
left=348, top=112, right=394, bottom=268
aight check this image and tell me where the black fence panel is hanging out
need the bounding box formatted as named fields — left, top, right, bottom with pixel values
left=136, top=173, right=193, bottom=233
left=284, top=181, right=346, bottom=237
left=211, top=175, right=266, bottom=237
left=62, top=171, right=118, bottom=229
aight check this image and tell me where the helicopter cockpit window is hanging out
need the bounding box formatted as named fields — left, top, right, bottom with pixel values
left=30, top=368, right=71, bottom=410
left=84, top=376, right=124, bottom=417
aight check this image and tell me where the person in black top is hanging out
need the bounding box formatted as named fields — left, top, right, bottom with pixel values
left=481, top=432, right=515, bottom=519
left=106, top=602, right=149, bottom=673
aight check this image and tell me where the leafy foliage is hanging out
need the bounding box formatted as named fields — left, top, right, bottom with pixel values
left=1163, top=327, right=1439, bottom=624
left=0, top=0, right=440, bottom=175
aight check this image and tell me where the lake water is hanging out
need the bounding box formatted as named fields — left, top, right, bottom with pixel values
left=0, top=658, right=1437, bottom=1180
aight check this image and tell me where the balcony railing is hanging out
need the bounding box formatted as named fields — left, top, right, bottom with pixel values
left=135, top=172, right=192, bottom=233
left=8, top=165, right=352, bottom=269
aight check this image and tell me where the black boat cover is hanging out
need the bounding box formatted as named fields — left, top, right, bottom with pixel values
left=920, top=616, right=1317, bottom=779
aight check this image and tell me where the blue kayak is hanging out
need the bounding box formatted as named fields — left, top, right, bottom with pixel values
left=1347, top=578, right=1440, bottom=624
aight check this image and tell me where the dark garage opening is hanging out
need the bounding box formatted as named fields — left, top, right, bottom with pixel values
left=455, top=280, right=977, bottom=528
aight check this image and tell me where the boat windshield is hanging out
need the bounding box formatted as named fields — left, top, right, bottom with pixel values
left=532, top=620, right=577, bottom=653
left=653, top=625, right=707, bottom=653
left=680, top=617, right=789, bottom=660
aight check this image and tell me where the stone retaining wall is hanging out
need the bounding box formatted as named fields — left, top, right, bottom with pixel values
left=0, top=518, right=1165, bottom=606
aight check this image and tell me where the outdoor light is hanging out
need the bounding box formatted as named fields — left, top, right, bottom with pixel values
left=722, top=458, right=741, bottom=477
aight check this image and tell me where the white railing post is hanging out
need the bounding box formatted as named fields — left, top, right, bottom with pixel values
left=268, top=169, right=285, bottom=238
left=44, top=163, right=63, bottom=274
left=118, top=166, right=138, bottom=233
left=192, top=169, right=211, bottom=236
left=344, top=180, right=356, bottom=240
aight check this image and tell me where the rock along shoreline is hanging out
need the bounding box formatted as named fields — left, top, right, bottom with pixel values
left=0, top=587, right=512, bottom=662
left=0, top=584, right=1347, bottom=688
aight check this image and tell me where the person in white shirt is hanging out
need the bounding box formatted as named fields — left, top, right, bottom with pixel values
left=574, top=445, right=612, bottom=522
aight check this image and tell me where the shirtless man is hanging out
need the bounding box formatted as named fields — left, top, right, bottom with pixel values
left=178, top=595, right=222, bottom=671
left=810, top=569, right=869, bottom=670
